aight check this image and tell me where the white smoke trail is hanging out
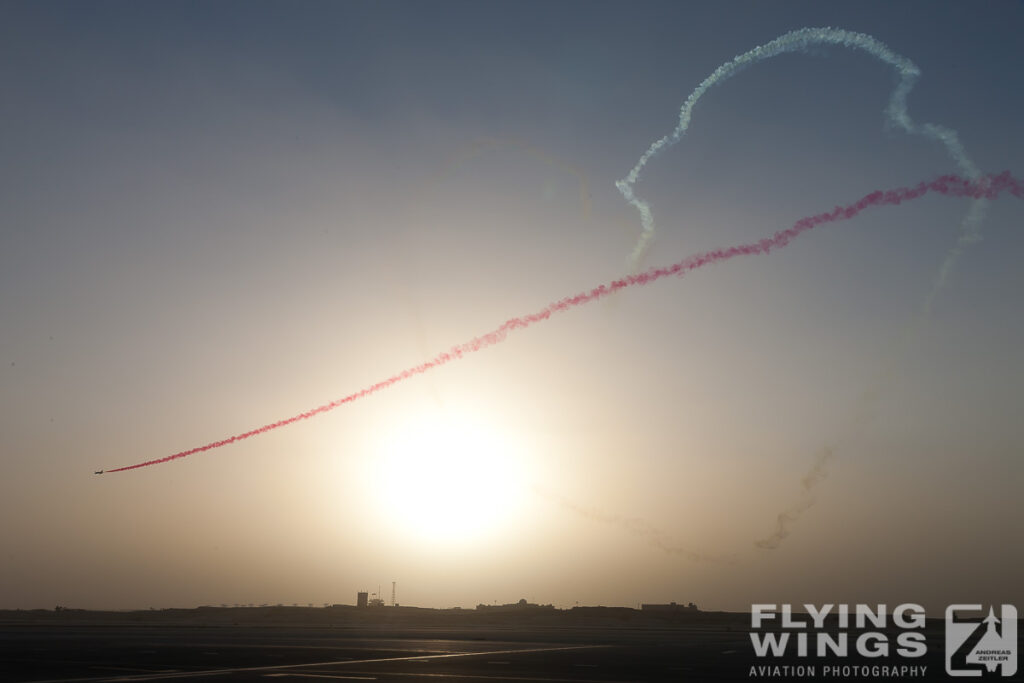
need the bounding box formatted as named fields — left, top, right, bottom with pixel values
left=613, top=27, right=987, bottom=550
left=616, top=27, right=983, bottom=271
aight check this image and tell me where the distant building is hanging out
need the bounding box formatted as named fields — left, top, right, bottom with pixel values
left=641, top=601, right=698, bottom=612
left=356, top=592, right=368, bottom=608
left=570, top=606, right=636, bottom=619
left=476, top=598, right=555, bottom=613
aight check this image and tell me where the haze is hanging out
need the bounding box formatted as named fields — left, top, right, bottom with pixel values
left=1, top=1, right=1021, bottom=615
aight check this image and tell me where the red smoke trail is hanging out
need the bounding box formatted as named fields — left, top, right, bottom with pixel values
left=105, top=172, right=1021, bottom=473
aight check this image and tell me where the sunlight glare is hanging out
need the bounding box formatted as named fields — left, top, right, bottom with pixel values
left=372, top=413, right=527, bottom=545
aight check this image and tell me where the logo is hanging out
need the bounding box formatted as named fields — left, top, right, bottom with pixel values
left=748, top=604, right=929, bottom=678
left=946, top=604, right=1017, bottom=677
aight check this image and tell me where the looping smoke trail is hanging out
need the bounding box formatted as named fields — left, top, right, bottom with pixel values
left=103, top=172, right=1021, bottom=473
left=616, top=26, right=980, bottom=270
left=754, top=448, right=833, bottom=550
left=532, top=485, right=737, bottom=563
left=619, top=27, right=989, bottom=552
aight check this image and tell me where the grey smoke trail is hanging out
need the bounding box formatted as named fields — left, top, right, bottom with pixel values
left=617, top=26, right=983, bottom=270
left=754, top=449, right=833, bottom=550
left=533, top=485, right=737, bottom=563
left=756, top=197, right=989, bottom=551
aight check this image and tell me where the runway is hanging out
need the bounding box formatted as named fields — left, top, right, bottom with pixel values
left=12, top=641, right=609, bottom=682
left=0, top=624, right=745, bottom=682
left=0, top=619, right=968, bottom=682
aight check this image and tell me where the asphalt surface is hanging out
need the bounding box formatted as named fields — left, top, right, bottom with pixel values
left=0, top=622, right=1009, bottom=682
left=1, top=624, right=740, bottom=682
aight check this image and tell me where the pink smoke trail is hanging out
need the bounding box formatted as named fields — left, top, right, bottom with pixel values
left=104, top=172, right=1021, bottom=473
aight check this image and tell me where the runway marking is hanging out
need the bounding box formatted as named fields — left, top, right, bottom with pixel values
left=23, top=644, right=606, bottom=682
left=299, top=672, right=612, bottom=683
left=192, top=643, right=442, bottom=655
left=306, top=673, right=611, bottom=683
left=264, top=675, right=376, bottom=680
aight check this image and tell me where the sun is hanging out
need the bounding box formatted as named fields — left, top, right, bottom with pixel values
left=369, top=412, right=527, bottom=545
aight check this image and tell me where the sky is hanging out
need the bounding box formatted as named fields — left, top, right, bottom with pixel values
left=1, top=0, right=1022, bottom=614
